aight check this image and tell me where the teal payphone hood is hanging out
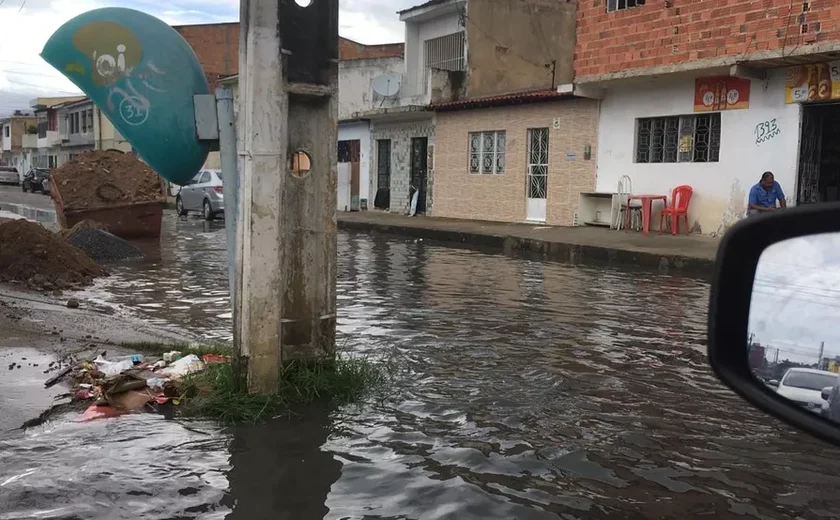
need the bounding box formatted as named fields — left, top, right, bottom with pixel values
left=41, top=7, right=210, bottom=185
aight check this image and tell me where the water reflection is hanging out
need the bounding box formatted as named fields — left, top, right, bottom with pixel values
left=224, top=405, right=341, bottom=519
left=2, top=215, right=840, bottom=518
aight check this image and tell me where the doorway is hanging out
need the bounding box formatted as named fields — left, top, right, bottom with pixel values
left=410, top=137, right=428, bottom=214
left=797, top=103, right=840, bottom=204
left=337, top=140, right=361, bottom=211
left=526, top=128, right=549, bottom=222
left=375, top=139, right=391, bottom=210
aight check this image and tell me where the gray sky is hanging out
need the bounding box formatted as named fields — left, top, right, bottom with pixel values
left=0, top=0, right=418, bottom=114
left=749, top=232, right=840, bottom=364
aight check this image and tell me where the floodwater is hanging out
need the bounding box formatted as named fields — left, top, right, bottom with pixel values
left=2, top=214, right=840, bottom=519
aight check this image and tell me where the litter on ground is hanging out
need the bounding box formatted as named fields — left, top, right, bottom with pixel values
left=45, top=349, right=229, bottom=422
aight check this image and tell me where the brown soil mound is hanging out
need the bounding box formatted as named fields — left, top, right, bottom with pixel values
left=51, top=150, right=165, bottom=210
left=57, top=219, right=109, bottom=240
left=0, top=220, right=106, bottom=290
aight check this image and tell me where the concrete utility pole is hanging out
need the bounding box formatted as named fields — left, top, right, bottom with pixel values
left=236, top=0, right=339, bottom=394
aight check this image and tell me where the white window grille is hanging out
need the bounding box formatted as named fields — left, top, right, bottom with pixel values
left=527, top=128, right=549, bottom=199
left=424, top=32, right=466, bottom=72
left=635, top=113, right=721, bottom=163
left=469, top=131, right=505, bottom=174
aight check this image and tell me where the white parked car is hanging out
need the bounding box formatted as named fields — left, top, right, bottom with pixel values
left=771, top=367, right=839, bottom=414
left=175, top=169, right=224, bottom=221
left=0, top=166, right=20, bottom=186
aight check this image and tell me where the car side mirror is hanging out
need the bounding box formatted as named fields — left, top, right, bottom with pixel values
left=708, top=203, right=840, bottom=446
left=823, top=386, right=833, bottom=401
left=767, top=380, right=779, bottom=388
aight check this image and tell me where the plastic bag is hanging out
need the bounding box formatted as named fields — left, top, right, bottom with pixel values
left=94, top=355, right=136, bottom=377
left=161, top=354, right=205, bottom=378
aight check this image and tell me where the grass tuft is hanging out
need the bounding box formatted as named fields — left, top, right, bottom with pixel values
left=121, top=340, right=390, bottom=424
left=176, top=356, right=390, bottom=424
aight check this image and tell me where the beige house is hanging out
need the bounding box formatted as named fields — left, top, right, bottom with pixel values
left=92, top=107, right=132, bottom=153
left=432, top=92, right=600, bottom=226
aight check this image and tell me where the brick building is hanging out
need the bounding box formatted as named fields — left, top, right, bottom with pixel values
left=573, top=0, right=840, bottom=235
left=173, top=22, right=404, bottom=88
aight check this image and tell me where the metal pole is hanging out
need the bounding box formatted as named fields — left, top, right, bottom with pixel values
left=819, top=341, right=825, bottom=368
left=215, top=86, right=238, bottom=308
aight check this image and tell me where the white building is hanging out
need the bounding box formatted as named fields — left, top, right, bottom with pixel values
left=592, top=70, right=801, bottom=235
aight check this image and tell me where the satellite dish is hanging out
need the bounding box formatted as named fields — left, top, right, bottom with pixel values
left=372, top=74, right=400, bottom=97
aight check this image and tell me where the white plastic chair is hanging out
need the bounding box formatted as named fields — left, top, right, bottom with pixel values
left=615, top=175, right=642, bottom=231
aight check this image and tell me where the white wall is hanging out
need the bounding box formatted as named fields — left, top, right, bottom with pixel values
left=1, top=123, right=9, bottom=151
left=338, top=121, right=371, bottom=204
left=406, top=11, right=463, bottom=82
left=339, top=57, right=404, bottom=120
left=596, top=69, right=800, bottom=235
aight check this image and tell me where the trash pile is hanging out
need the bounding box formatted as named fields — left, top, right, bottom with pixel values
left=50, top=150, right=165, bottom=210
left=0, top=219, right=106, bottom=290
left=49, top=350, right=229, bottom=422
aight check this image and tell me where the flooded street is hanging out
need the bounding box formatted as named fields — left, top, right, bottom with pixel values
left=2, top=213, right=840, bottom=519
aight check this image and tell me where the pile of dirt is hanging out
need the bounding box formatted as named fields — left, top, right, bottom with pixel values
left=50, top=150, right=165, bottom=210
left=0, top=220, right=106, bottom=290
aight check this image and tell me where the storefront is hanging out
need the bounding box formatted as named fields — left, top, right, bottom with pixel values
left=789, top=62, right=840, bottom=205
left=594, top=70, right=800, bottom=235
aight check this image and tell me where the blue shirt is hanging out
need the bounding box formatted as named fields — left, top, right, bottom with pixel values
left=749, top=181, right=785, bottom=208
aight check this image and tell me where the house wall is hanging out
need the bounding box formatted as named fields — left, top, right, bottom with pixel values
left=339, top=57, right=405, bottom=120
left=433, top=99, right=599, bottom=226
left=370, top=117, right=436, bottom=214
left=595, top=69, right=799, bottom=235
left=405, top=9, right=464, bottom=84
left=575, top=0, right=840, bottom=79
left=338, top=121, right=372, bottom=204
left=93, top=107, right=132, bottom=152
left=9, top=118, right=34, bottom=150
left=465, top=0, right=576, bottom=97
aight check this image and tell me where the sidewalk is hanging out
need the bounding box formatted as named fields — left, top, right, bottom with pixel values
left=337, top=212, right=720, bottom=276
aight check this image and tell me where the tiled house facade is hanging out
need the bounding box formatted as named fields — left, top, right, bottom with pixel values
left=434, top=97, right=600, bottom=226
left=370, top=117, right=436, bottom=215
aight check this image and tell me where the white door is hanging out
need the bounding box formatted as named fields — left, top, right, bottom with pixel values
left=337, top=163, right=351, bottom=211
left=526, top=128, right=549, bottom=222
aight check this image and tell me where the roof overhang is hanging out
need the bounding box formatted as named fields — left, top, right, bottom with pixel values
left=576, top=44, right=840, bottom=87
left=399, top=0, right=464, bottom=23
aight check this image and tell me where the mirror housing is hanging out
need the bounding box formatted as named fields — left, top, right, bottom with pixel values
left=823, top=387, right=832, bottom=401
left=708, top=202, right=840, bottom=447
left=767, top=380, right=779, bottom=388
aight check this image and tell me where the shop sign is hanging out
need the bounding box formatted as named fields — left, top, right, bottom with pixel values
left=785, top=61, right=840, bottom=104
left=694, top=76, right=751, bottom=112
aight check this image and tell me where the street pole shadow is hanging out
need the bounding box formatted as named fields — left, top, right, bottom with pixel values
left=221, top=403, right=342, bottom=519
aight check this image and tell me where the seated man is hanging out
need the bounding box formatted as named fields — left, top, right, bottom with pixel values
left=748, top=171, right=787, bottom=216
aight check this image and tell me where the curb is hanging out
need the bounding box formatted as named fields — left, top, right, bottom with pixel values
left=337, top=219, right=715, bottom=278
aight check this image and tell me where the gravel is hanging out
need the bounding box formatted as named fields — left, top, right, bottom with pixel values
left=65, top=228, right=145, bottom=264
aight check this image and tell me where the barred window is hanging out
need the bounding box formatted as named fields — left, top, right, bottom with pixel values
left=635, top=113, right=721, bottom=164
left=469, top=131, right=505, bottom=174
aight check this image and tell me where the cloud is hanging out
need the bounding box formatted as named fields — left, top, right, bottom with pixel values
left=749, top=233, right=840, bottom=361
left=0, top=0, right=419, bottom=110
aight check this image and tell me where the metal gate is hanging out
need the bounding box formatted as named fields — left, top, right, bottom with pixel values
left=798, top=105, right=824, bottom=204
left=410, top=137, right=428, bottom=214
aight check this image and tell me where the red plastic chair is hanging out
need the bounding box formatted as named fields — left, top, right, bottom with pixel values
left=660, top=185, right=693, bottom=235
